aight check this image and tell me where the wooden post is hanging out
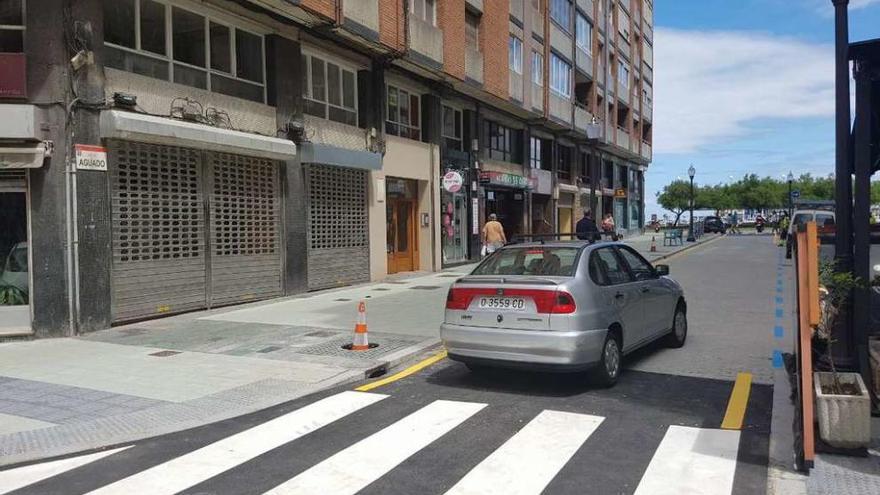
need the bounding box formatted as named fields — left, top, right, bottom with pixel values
left=797, top=226, right=815, bottom=466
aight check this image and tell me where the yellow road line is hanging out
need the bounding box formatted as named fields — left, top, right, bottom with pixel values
left=355, top=350, right=448, bottom=392
left=721, top=372, right=753, bottom=430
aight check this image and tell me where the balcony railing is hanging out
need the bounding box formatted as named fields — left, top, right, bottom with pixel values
left=574, top=104, right=593, bottom=135
left=616, top=127, right=630, bottom=150
left=641, top=141, right=652, bottom=161
left=532, top=83, right=544, bottom=113
left=549, top=92, right=572, bottom=124
left=576, top=47, right=593, bottom=78
left=465, top=47, right=484, bottom=83
left=409, top=17, right=444, bottom=64
left=509, top=71, right=524, bottom=102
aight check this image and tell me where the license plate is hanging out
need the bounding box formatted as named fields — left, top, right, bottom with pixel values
left=477, top=297, right=527, bottom=311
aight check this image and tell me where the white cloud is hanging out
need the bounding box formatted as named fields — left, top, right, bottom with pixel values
left=852, top=0, right=880, bottom=8
left=654, top=28, right=835, bottom=154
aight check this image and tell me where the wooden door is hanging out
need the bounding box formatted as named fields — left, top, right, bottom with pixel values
left=387, top=199, right=417, bottom=273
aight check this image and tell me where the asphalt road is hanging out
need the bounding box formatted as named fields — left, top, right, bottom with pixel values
left=0, top=235, right=780, bottom=495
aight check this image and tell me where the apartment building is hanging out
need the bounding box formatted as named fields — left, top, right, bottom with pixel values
left=0, top=0, right=652, bottom=337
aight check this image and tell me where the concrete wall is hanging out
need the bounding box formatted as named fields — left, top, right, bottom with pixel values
left=409, top=17, right=444, bottom=65
left=368, top=136, right=440, bottom=280
left=343, top=0, right=379, bottom=34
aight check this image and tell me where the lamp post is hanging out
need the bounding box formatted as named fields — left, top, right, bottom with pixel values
left=687, top=165, right=696, bottom=242
left=787, top=171, right=794, bottom=220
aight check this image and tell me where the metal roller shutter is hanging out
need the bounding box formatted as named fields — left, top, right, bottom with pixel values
left=109, top=141, right=207, bottom=321
left=0, top=170, right=27, bottom=192
left=306, top=164, right=369, bottom=290
left=208, top=152, right=282, bottom=306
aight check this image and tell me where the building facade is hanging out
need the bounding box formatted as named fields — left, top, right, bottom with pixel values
left=0, top=0, right=653, bottom=338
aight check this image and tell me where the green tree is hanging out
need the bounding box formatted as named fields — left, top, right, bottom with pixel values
left=656, top=180, right=693, bottom=226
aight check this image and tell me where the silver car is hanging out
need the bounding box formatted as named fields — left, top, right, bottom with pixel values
left=440, top=241, right=687, bottom=386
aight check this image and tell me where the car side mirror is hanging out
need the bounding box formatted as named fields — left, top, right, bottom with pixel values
left=655, top=264, right=670, bottom=277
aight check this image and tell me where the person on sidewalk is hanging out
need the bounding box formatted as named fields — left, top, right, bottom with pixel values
left=482, top=213, right=507, bottom=256
left=576, top=209, right=600, bottom=242
left=601, top=213, right=618, bottom=241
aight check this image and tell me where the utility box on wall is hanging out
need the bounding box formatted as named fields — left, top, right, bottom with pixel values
left=0, top=53, right=27, bottom=99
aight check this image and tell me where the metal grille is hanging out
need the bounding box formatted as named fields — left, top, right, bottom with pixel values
left=208, top=153, right=282, bottom=306
left=306, top=164, right=369, bottom=290
left=109, top=141, right=207, bottom=322
left=0, top=170, right=27, bottom=192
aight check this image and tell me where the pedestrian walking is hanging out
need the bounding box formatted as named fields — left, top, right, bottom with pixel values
left=481, top=213, right=507, bottom=257
left=576, top=209, right=600, bottom=241
left=729, top=211, right=740, bottom=235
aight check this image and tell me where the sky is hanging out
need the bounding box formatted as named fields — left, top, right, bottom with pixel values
left=646, top=0, right=880, bottom=217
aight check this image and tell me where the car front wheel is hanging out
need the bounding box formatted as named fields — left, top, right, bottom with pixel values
left=665, top=303, right=688, bottom=348
left=593, top=332, right=622, bottom=387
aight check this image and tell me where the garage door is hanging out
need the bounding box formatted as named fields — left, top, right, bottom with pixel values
left=306, top=164, right=369, bottom=290
left=109, top=141, right=282, bottom=322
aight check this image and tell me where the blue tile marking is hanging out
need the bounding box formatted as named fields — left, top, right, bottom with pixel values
left=775, top=296, right=784, bottom=304
left=775, top=308, right=784, bottom=318
left=776, top=286, right=784, bottom=293
left=772, top=350, right=784, bottom=368
left=774, top=325, right=784, bottom=338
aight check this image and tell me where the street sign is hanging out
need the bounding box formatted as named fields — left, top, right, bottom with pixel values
left=791, top=190, right=801, bottom=199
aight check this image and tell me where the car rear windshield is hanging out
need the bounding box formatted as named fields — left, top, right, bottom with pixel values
left=793, top=213, right=812, bottom=226
left=472, top=247, right=580, bottom=277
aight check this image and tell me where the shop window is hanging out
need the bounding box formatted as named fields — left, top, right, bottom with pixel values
left=442, top=105, right=463, bottom=151
left=302, top=51, right=358, bottom=126
left=386, top=84, right=421, bottom=140
left=103, top=0, right=266, bottom=103
left=485, top=120, right=523, bottom=164
left=0, top=0, right=24, bottom=52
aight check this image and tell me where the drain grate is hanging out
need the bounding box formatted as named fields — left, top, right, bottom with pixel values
left=334, top=298, right=352, bottom=302
left=294, top=336, right=420, bottom=360
left=258, top=346, right=282, bottom=354
left=149, top=350, right=181, bottom=357
left=410, top=285, right=442, bottom=290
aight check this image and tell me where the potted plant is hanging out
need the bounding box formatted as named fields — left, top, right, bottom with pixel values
left=813, top=261, right=871, bottom=449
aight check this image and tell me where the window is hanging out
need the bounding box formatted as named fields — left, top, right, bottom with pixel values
left=484, top=121, right=523, bottom=164
left=531, top=51, right=543, bottom=86
left=465, top=11, right=480, bottom=49
left=590, top=248, right=632, bottom=286
left=411, top=0, right=436, bottom=26
left=618, top=60, right=629, bottom=88
left=102, top=0, right=266, bottom=103
left=617, top=7, right=631, bottom=41
left=549, top=53, right=571, bottom=98
left=473, top=247, right=580, bottom=277
left=529, top=136, right=542, bottom=169
left=557, top=145, right=573, bottom=181
left=0, top=0, right=25, bottom=52
left=617, top=247, right=655, bottom=281
left=442, top=105, right=463, bottom=150
left=386, top=84, right=421, bottom=140
left=302, top=51, right=358, bottom=126
left=576, top=13, right=592, bottom=52
left=509, top=36, right=523, bottom=74
left=550, top=0, right=572, bottom=31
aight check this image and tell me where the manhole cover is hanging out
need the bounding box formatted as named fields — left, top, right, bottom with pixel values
left=410, top=285, right=442, bottom=290
left=149, top=350, right=181, bottom=357
left=294, top=336, right=419, bottom=360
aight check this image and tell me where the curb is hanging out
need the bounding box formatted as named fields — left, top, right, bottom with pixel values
left=648, top=234, right=726, bottom=263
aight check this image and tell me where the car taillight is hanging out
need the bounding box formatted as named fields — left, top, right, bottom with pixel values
left=552, top=292, right=577, bottom=314
left=446, top=288, right=471, bottom=310
left=517, top=290, right=577, bottom=314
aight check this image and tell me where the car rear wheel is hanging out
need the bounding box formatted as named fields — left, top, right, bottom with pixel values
left=593, top=332, right=622, bottom=387
left=666, top=303, right=687, bottom=348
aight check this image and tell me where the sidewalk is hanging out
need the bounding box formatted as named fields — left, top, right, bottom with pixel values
left=0, top=234, right=716, bottom=466
left=624, top=230, right=724, bottom=262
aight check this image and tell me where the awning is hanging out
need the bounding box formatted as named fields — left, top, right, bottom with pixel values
left=0, top=143, right=49, bottom=169
left=99, top=110, right=297, bottom=161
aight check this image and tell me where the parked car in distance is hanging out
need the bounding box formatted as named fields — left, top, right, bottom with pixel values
left=703, top=216, right=727, bottom=234
left=786, top=209, right=835, bottom=259
left=440, top=242, right=687, bottom=386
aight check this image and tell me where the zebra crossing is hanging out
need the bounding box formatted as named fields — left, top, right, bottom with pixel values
left=0, top=389, right=751, bottom=495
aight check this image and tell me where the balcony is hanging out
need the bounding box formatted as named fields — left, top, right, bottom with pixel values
left=642, top=62, right=653, bottom=83
left=576, top=47, right=593, bottom=78
left=342, top=0, right=379, bottom=37
left=605, top=121, right=614, bottom=143
left=508, top=0, right=522, bottom=20
left=577, top=0, right=595, bottom=20
left=549, top=92, right=572, bottom=125
left=643, top=101, right=653, bottom=122
left=0, top=53, right=27, bottom=99
left=531, top=3, right=543, bottom=38
left=574, top=104, right=593, bottom=135
left=465, top=47, right=484, bottom=83
left=509, top=71, right=524, bottom=102
left=643, top=23, right=653, bottom=43
left=409, top=17, right=444, bottom=65
left=532, top=83, right=544, bottom=113
left=641, top=141, right=652, bottom=161
left=616, top=127, right=630, bottom=150
left=617, top=81, right=630, bottom=105
left=550, top=23, right=573, bottom=61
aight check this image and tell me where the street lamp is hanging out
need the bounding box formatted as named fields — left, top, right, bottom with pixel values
left=687, top=165, right=697, bottom=242
left=787, top=170, right=794, bottom=220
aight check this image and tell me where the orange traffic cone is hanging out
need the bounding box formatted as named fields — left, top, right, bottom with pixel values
left=650, top=236, right=657, bottom=252
left=350, top=300, right=371, bottom=351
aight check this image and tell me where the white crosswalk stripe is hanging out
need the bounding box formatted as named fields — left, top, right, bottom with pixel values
left=86, top=391, right=386, bottom=495
left=0, top=447, right=130, bottom=495
left=445, top=410, right=605, bottom=495
left=264, top=399, right=487, bottom=495
left=633, top=425, right=741, bottom=495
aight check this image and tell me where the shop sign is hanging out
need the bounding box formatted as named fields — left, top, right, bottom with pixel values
left=74, top=144, right=108, bottom=171
left=479, top=171, right=533, bottom=189
left=614, top=188, right=627, bottom=198
left=472, top=198, right=479, bottom=235
left=442, top=171, right=464, bottom=193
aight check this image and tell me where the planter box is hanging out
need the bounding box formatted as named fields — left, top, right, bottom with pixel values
left=814, top=371, right=871, bottom=449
